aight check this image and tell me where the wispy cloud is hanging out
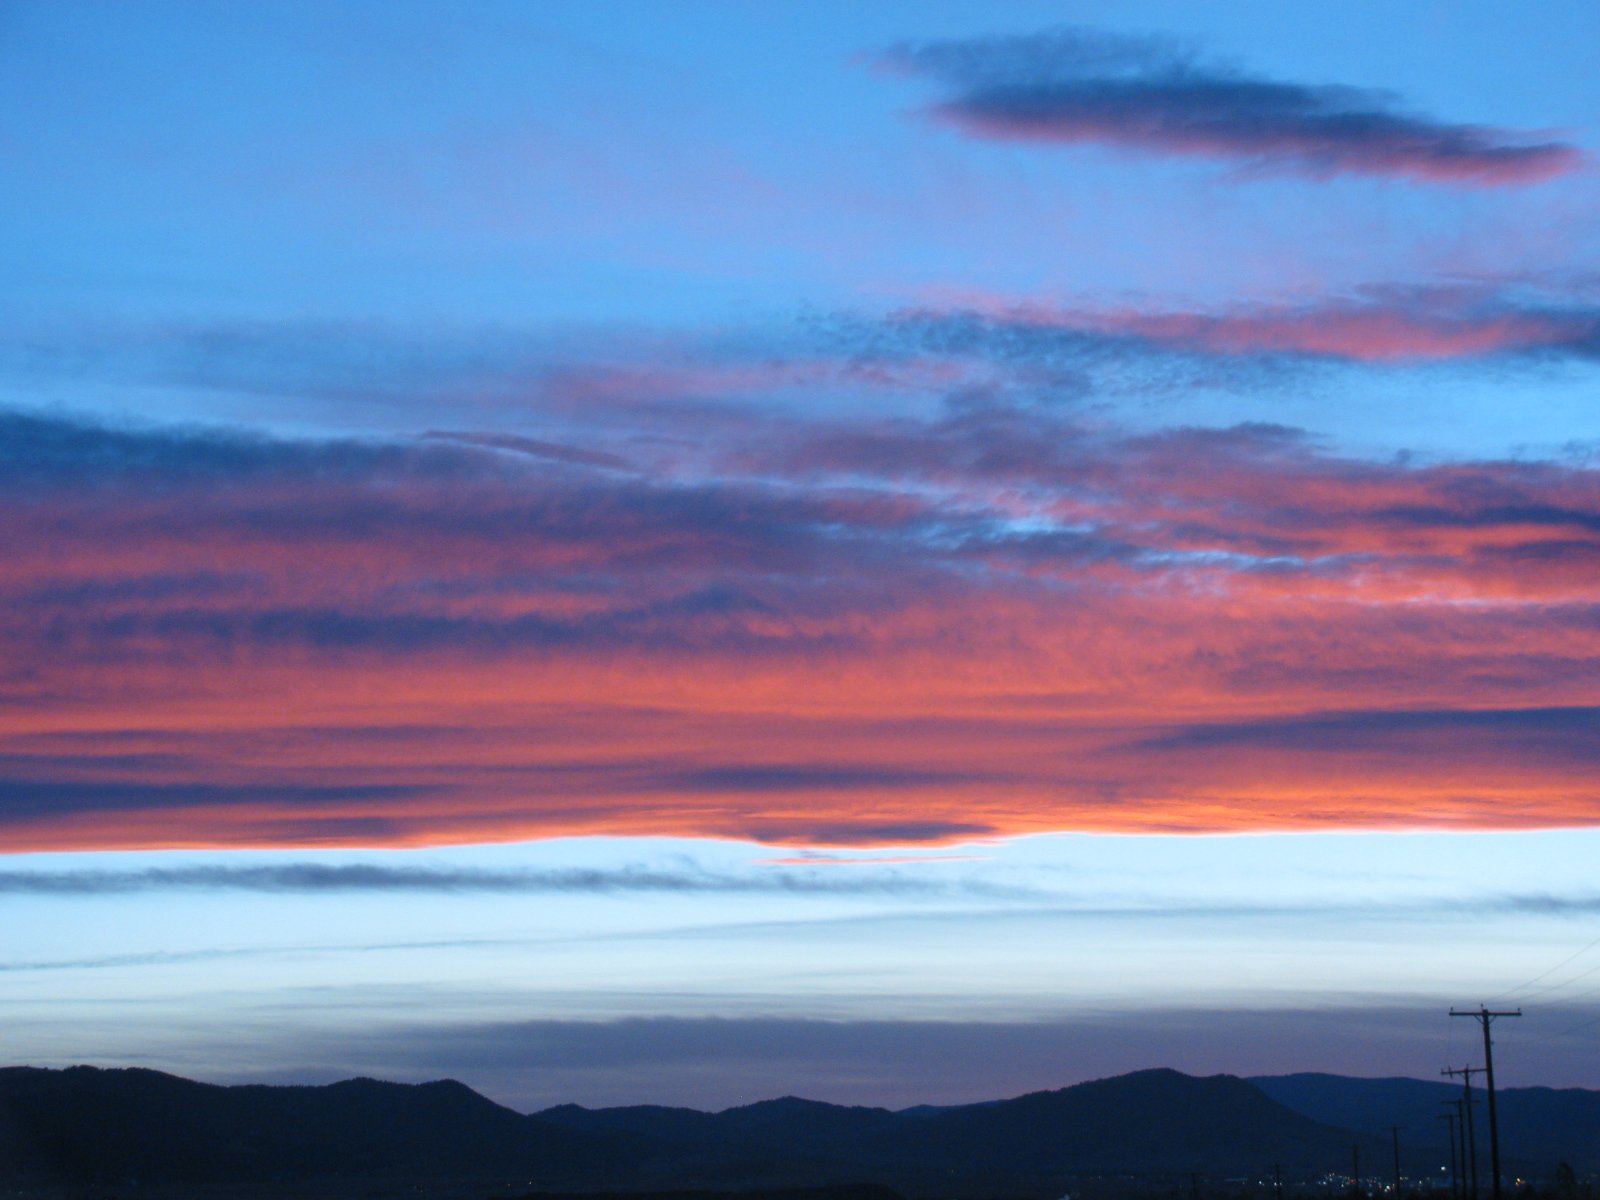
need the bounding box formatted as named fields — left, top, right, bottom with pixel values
left=1133, top=706, right=1600, bottom=764
left=888, top=288, right=1600, bottom=364
left=418, top=431, right=637, bottom=471
left=5, top=286, right=1597, bottom=463
left=0, top=778, right=434, bottom=823
left=754, top=852, right=992, bottom=867
left=876, top=28, right=1581, bottom=185
left=0, top=861, right=1033, bottom=899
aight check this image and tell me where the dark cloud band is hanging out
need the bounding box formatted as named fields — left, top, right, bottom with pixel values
left=0, top=862, right=1029, bottom=898
left=878, top=29, right=1579, bottom=185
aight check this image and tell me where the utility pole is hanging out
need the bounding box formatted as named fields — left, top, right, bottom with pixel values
left=1275, top=1162, right=1284, bottom=1200
left=1451, top=1008, right=1521, bottom=1200
left=1392, top=1126, right=1403, bottom=1196
left=1439, top=1108, right=1459, bottom=1200
left=1353, top=1144, right=1362, bottom=1197
left=1443, top=1067, right=1483, bottom=1200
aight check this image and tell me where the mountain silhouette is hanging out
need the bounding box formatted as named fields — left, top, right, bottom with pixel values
left=2, top=1064, right=1594, bottom=1195
left=539, top=1067, right=1382, bottom=1178
left=1252, top=1072, right=1600, bottom=1174
left=543, top=1095, right=905, bottom=1154
left=861, top=1068, right=1377, bottom=1173
left=0, top=1065, right=638, bottom=1187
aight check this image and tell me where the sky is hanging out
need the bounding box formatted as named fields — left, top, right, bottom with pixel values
left=3, top=0, right=1600, bottom=1112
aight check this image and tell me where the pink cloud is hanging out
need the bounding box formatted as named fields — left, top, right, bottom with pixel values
left=894, top=292, right=1599, bottom=363
left=4, top=409, right=1600, bottom=852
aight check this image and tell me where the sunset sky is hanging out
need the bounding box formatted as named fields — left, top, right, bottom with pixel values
left=4, top=0, right=1600, bottom=1110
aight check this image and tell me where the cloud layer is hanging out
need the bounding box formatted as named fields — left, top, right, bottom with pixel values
left=3, top=394, right=1599, bottom=850
left=120, top=1008, right=1600, bottom=1111
left=890, top=288, right=1600, bottom=364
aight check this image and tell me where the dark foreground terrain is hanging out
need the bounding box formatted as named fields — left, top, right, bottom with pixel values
left=2, top=1066, right=1595, bottom=1199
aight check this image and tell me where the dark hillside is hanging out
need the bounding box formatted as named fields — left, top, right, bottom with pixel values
left=0, top=1066, right=637, bottom=1186
left=7, top=1064, right=1592, bottom=1195
left=875, top=1068, right=1384, bottom=1175
left=1253, top=1072, right=1600, bottom=1174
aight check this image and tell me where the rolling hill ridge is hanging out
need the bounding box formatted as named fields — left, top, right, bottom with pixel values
left=1, top=1065, right=1593, bottom=1196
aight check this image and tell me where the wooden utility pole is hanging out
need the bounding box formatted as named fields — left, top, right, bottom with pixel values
left=1352, top=1144, right=1362, bottom=1196
left=1451, top=1007, right=1521, bottom=1200
left=1443, top=1067, right=1483, bottom=1200
left=1391, top=1125, right=1403, bottom=1196
left=1439, top=1103, right=1461, bottom=1200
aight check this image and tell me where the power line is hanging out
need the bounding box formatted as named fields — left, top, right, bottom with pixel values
left=1547, top=1006, right=1600, bottom=1039
left=1513, top=978, right=1600, bottom=1042
left=1489, top=931, right=1600, bottom=1003
left=1514, top=958, right=1600, bottom=1003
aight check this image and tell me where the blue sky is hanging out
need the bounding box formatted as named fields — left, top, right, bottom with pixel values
left=3, top=0, right=1600, bottom=1108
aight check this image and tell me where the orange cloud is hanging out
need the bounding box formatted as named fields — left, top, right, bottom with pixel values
left=3, top=409, right=1599, bottom=851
